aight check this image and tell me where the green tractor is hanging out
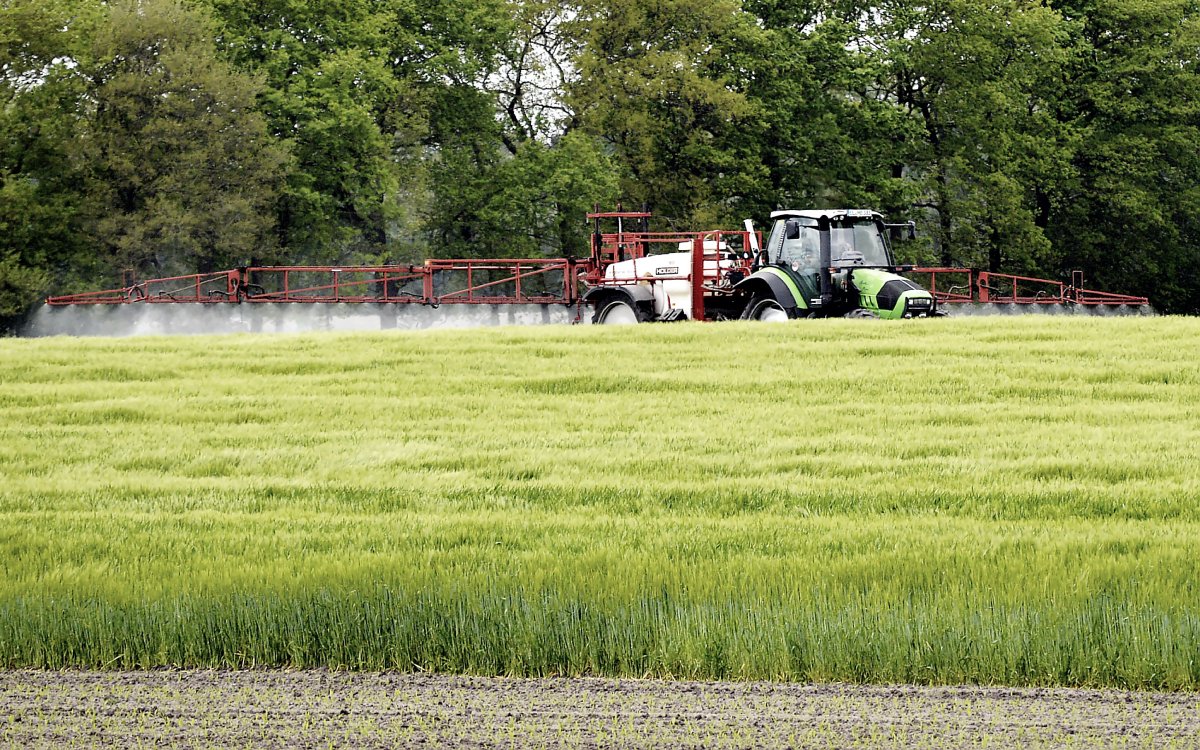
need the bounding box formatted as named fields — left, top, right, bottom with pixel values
left=737, top=209, right=938, bottom=320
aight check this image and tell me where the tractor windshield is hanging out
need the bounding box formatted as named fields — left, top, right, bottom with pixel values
left=769, top=216, right=892, bottom=268
left=830, top=221, right=890, bottom=267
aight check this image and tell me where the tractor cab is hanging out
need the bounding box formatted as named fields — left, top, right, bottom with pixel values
left=764, top=209, right=894, bottom=270
left=742, top=209, right=935, bottom=319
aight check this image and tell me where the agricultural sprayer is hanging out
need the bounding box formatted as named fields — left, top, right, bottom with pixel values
left=30, top=209, right=1151, bottom=336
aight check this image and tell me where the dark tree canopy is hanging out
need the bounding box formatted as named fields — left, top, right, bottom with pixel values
left=85, top=0, right=290, bottom=276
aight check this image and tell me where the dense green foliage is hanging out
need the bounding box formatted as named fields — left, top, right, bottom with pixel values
left=3, top=0, right=1200, bottom=323
left=2, top=317, right=1200, bottom=687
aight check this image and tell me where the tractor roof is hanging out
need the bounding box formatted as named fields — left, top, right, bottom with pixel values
left=770, top=209, right=884, bottom=221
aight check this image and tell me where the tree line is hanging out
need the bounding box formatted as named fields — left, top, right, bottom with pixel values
left=3, top=0, right=1199, bottom=322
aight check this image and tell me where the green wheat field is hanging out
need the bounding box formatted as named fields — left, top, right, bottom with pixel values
left=2, top=316, right=1199, bottom=689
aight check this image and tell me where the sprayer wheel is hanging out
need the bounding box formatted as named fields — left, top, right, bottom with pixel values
left=593, top=299, right=642, bottom=325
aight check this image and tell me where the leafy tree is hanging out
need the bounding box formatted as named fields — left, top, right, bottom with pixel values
left=423, top=77, right=620, bottom=258
left=200, top=0, right=400, bottom=261
left=736, top=6, right=924, bottom=223
left=81, top=0, right=290, bottom=278
left=426, top=128, right=620, bottom=258
left=1046, top=0, right=1200, bottom=312
left=199, top=0, right=512, bottom=261
left=480, top=0, right=578, bottom=150
left=567, top=0, right=767, bottom=226
left=848, top=0, right=1074, bottom=270
left=417, top=0, right=621, bottom=258
left=0, top=0, right=96, bottom=319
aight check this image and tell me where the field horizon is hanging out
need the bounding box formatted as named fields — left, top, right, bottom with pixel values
left=3, top=317, right=1199, bottom=689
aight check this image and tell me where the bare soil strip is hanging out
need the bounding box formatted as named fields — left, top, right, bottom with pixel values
left=2, top=670, right=1199, bottom=749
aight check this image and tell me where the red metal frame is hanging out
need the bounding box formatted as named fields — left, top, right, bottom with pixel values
left=1072, top=288, right=1149, bottom=305
left=46, top=270, right=242, bottom=305
left=239, top=266, right=424, bottom=303
left=907, top=268, right=975, bottom=304
left=977, top=271, right=1069, bottom=304
left=48, top=261, right=1150, bottom=311
left=422, top=259, right=581, bottom=305
left=47, top=260, right=585, bottom=307
left=911, top=268, right=1148, bottom=306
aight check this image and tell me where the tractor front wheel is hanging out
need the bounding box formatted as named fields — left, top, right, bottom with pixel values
left=745, top=297, right=790, bottom=322
left=844, top=308, right=881, bottom=319
left=593, top=299, right=642, bottom=325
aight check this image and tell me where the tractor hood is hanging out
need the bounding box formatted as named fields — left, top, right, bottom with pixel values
left=849, top=268, right=936, bottom=319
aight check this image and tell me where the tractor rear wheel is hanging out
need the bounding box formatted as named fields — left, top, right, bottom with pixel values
left=594, top=299, right=642, bottom=325
left=746, top=297, right=790, bottom=322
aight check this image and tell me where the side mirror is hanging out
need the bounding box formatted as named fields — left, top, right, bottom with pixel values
left=885, top=221, right=918, bottom=242
left=785, top=219, right=801, bottom=240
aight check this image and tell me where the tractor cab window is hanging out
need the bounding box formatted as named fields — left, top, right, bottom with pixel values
left=770, top=217, right=820, bottom=268
left=772, top=218, right=822, bottom=300
left=780, top=223, right=821, bottom=270
left=830, top=221, right=889, bottom=267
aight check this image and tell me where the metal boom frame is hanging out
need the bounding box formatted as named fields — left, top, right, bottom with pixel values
left=47, top=211, right=1149, bottom=316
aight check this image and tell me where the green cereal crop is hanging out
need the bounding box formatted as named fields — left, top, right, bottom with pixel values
left=2, top=316, right=1200, bottom=688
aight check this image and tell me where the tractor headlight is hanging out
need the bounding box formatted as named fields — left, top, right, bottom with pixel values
left=904, top=296, right=933, bottom=315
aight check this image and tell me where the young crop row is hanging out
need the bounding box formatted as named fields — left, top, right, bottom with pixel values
left=2, top=317, right=1199, bottom=687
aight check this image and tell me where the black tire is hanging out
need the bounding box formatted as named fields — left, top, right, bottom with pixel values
left=593, top=298, right=643, bottom=325
left=844, top=308, right=881, bottom=319
left=744, top=297, right=790, bottom=322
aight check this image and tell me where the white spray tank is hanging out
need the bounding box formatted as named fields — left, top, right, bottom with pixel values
left=603, top=237, right=733, bottom=319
